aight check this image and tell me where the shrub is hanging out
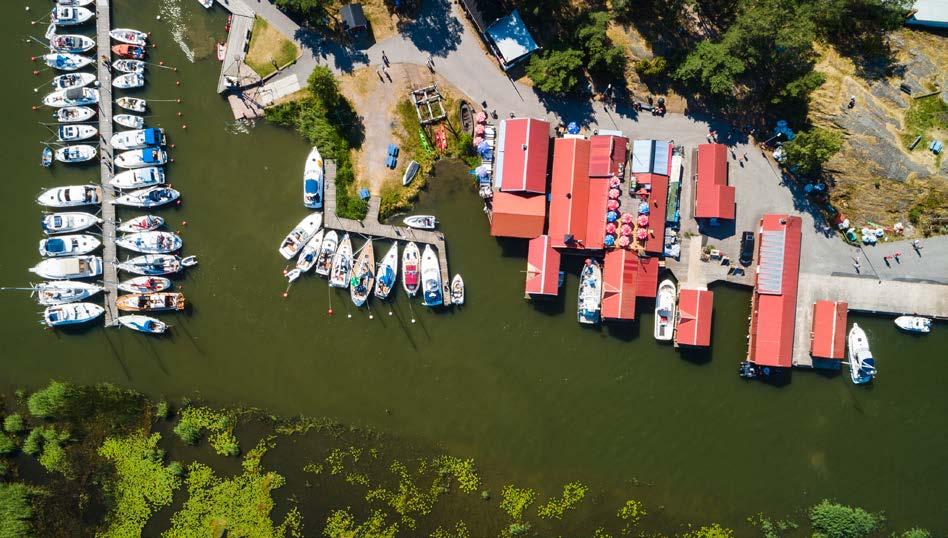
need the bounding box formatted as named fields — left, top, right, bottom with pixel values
left=3, top=414, right=25, bottom=434
left=22, top=429, right=42, bottom=455
left=635, top=56, right=667, bottom=78
left=576, top=12, right=627, bottom=80
left=0, top=482, right=34, bottom=537
left=808, top=499, right=882, bottom=538
left=783, top=128, right=842, bottom=177
left=526, top=49, right=584, bottom=95
left=0, top=432, right=15, bottom=455
left=155, top=401, right=169, bottom=420
left=173, top=407, right=241, bottom=457
left=27, top=380, right=76, bottom=419
left=897, top=529, right=931, bottom=538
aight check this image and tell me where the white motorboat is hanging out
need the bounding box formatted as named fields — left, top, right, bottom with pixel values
left=329, top=233, right=353, bottom=288
left=848, top=323, right=877, bottom=384
left=114, top=114, right=144, bottom=129
left=111, top=186, right=180, bottom=208
left=43, top=302, right=104, bottom=327
left=110, top=167, right=165, bottom=189
left=113, top=73, right=145, bottom=89
left=349, top=239, right=375, bottom=307
left=117, top=254, right=196, bottom=276
left=29, top=255, right=103, bottom=279
left=42, top=212, right=101, bottom=235
left=303, top=146, right=324, bottom=209
left=57, top=124, right=97, bottom=142
left=278, top=213, right=323, bottom=260
left=198, top=0, right=214, bottom=8
left=116, top=292, right=185, bottom=312
left=51, top=6, right=94, bottom=26
left=404, top=215, right=437, bottom=230
left=110, top=28, right=148, bottom=46
left=577, top=259, right=602, bottom=325
left=43, top=52, right=94, bottom=71
left=117, top=215, right=164, bottom=233
left=374, top=242, right=398, bottom=300
left=114, top=147, right=167, bottom=168
left=39, top=234, right=101, bottom=257
left=116, top=315, right=168, bottom=334
left=116, top=96, right=146, bottom=112
left=116, top=231, right=182, bottom=254
left=401, top=241, right=420, bottom=296
left=37, top=185, right=101, bottom=207
left=894, top=315, right=932, bottom=334
left=56, top=106, right=95, bottom=123
left=314, top=230, right=338, bottom=277
left=117, top=276, right=171, bottom=293
left=289, top=229, right=324, bottom=282
left=43, top=87, right=99, bottom=108
left=54, top=145, right=97, bottom=163
left=654, top=279, right=677, bottom=341
left=57, top=0, right=96, bottom=7
left=402, top=160, right=420, bottom=186
left=50, top=34, right=95, bottom=53
left=112, top=59, right=145, bottom=74
left=34, top=281, right=103, bottom=306
left=111, top=128, right=165, bottom=150
left=421, top=244, right=443, bottom=307
left=450, top=274, right=464, bottom=305
left=51, top=72, right=97, bottom=91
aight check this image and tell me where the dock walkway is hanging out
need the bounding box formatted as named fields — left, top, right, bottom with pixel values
left=215, top=2, right=257, bottom=93
left=323, top=161, right=453, bottom=305
left=96, top=0, right=118, bottom=324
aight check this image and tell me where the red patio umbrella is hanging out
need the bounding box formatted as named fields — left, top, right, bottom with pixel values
left=474, top=124, right=485, bottom=135
left=617, top=235, right=630, bottom=248
left=620, top=224, right=633, bottom=236
left=606, top=222, right=617, bottom=234
left=621, top=212, right=634, bottom=224
left=608, top=188, right=621, bottom=199
left=636, top=228, right=649, bottom=240
left=475, top=111, right=487, bottom=123
left=609, top=176, right=620, bottom=188
left=637, top=214, right=649, bottom=226
left=607, top=199, right=620, bottom=211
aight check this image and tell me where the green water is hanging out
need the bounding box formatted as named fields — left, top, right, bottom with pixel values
left=2, top=0, right=947, bottom=532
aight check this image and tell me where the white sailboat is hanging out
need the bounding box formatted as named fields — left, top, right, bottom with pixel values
left=34, top=281, right=103, bottom=306
left=111, top=187, right=179, bottom=208
left=314, top=230, right=338, bottom=277
left=654, top=279, right=677, bottom=341
left=374, top=242, right=398, bottom=300
left=287, top=229, right=324, bottom=283
left=278, top=213, right=323, bottom=260
left=349, top=239, right=375, bottom=307
left=116, top=231, right=182, bottom=254
left=329, top=233, right=353, bottom=288
left=848, top=323, right=877, bottom=385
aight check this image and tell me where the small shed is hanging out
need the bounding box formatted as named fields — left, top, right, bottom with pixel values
left=810, top=300, right=848, bottom=362
left=485, top=9, right=539, bottom=70
left=340, top=3, right=368, bottom=33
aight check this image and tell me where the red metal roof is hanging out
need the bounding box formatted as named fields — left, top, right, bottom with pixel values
left=747, top=215, right=803, bottom=367
left=676, top=288, right=713, bottom=347
left=489, top=192, right=546, bottom=238
left=634, top=255, right=659, bottom=298
left=643, top=174, right=668, bottom=255
left=498, top=118, right=550, bottom=193
left=695, top=143, right=735, bottom=220
left=583, top=178, right=610, bottom=250
left=526, top=235, right=561, bottom=296
left=810, top=300, right=848, bottom=359
left=549, top=138, right=591, bottom=248
left=602, top=249, right=637, bottom=320
left=588, top=135, right=628, bottom=177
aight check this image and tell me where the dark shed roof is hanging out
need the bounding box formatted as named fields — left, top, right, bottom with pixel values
left=340, top=3, right=368, bottom=31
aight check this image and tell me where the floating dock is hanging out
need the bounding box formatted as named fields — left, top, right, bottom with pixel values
left=96, top=0, right=118, bottom=324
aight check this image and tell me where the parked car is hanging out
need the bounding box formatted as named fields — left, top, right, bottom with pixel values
left=740, top=231, right=755, bottom=266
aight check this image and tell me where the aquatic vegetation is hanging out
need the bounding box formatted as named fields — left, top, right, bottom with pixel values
left=346, top=473, right=370, bottom=486
left=536, top=481, right=588, bottom=520
left=747, top=513, right=798, bottom=538
left=3, top=414, right=25, bottom=433
left=326, top=448, right=347, bottom=475
left=808, top=499, right=883, bottom=538
left=0, top=432, right=14, bottom=455
left=617, top=499, right=646, bottom=534
left=97, top=432, right=182, bottom=537
left=323, top=508, right=398, bottom=538
left=364, top=460, right=437, bottom=529
left=173, top=406, right=240, bottom=456
left=680, top=523, right=734, bottom=537
left=429, top=521, right=470, bottom=538
left=154, top=400, right=170, bottom=420
left=304, top=462, right=324, bottom=475
left=896, top=529, right=931, bottom=538
left=22, top=426, right=71, bottom=476
left=26, top=380, right=77, bottom=419
left=500, top=485, right=537, bottom=522
left=0, top=482, right=35, bottom=537
left=433, top=455, right=480, bottom=494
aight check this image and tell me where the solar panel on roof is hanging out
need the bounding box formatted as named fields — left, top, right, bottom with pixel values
left=757, top=230, right=786, bottom=295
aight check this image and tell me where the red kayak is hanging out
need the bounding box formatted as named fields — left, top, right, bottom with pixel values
left=112, top=44, right=145, bottom=60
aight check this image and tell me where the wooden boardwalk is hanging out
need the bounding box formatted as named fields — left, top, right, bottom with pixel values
left=96, top=0, right=118, bottom=324
left=215, top=2, right=257, bottom=93
left=323, top=161, right=453, bottom=305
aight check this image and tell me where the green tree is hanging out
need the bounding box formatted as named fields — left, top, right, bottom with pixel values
left=575, top=11, right=627, bottom=80
left=0, top=483, right=34, bottom=538
left=526, top=49, right=584, bottom=94
left=675, top=40, right=745, bottom=98
left=274, top=0, right=328, bottom=26
left=0, top=432, right=15, bottom=455
left=808, top=499, right=882, bottom=538
left=782, top=128, right=842, bottom=176
left=3, top=414, right=25, bottom=433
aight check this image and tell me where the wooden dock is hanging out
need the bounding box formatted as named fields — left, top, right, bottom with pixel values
left=323, top=161, right=453, bottom=305
left=215, top=2, right=258, bottom=93
left=96, top=0, right=118, bottom=324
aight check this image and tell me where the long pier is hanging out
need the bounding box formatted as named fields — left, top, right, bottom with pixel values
left=323, top=161, right=453, bottom=305
left=95, top=0, right=118, bottom=324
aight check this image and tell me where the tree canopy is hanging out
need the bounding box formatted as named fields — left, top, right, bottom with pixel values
left=783, top=128, right=843, bottom=176
left=525, top=49, right=584, bottom=95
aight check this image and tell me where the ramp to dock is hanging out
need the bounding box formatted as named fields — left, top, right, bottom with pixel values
left=96, top=0, right=118, bottom=324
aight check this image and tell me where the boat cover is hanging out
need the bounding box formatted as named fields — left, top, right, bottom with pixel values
left=144, top=129, right=161, bottom=145
left=304, top=179, right=318, bottom=193
left=45, top=239, right=67, bottom=253
left=141, top=148, right=161, bottom=163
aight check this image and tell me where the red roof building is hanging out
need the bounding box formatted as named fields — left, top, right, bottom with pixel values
left=694, top=143, right=735, bottom=220
left=549, top=138, right=591, bottom=248
left=810, top=300, right=848, bottom=359
left=675, top=288, right=713, bottom=347
left=642, top=174, right=668, bottom=255
left=496, top=118, right=551, bottom=194
left=588, top=135, right=629, bottom=178
left=583, top=178, right=610, bottom=250
left=490, top=192, right=546, bottom=238
left=525, top=235, right=561, bottom=297
left=747, top=214, right=803, bottom=368
left=602, top=251, right=659, bottom=321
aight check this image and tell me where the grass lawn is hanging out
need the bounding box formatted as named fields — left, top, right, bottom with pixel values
left=245, top=17, right=299, bottom=78
left=901, top=93, right=948, bottom=151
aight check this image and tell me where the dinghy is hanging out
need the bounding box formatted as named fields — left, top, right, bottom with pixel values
left=894, top=315, right=932, bottom=334
left=112, top=59, right=145, bottom=74
left=314, top=230, right=338, bottom=277
left=577, top=259, right=602, bottom=325
left=114, top=147, right=167, bottom=168
left=43, top=52, right=94, bottom=71
left=29, top=255, right=103, bottom=279
left=116, top=231, right=182, bottom=254
left=113, top=73, right=144, bottom=89
left=117, top=254, right=196, bottom=276
left=349, top=239, right=375, bottom=307
left=401, top=241, right=420, bottom=296
left=329, top=233, right=353, bottom=288
left=45, top=22, right=57, bottom=41
left=56, top=106, right=95, bottom=123
left=57, top=124, right=97, bottom=142
left=421, top=244, right=443, bottom=307
left=110, top=28, right=147, bottom=46
left=117, top=215, right=164, bottom=233
left=117, top=276, right=171, bottom=293
left=114, top=114, right=144, bottom=129
left=42, top=212, right=101, bottom=234
left=116, top=96, right=146, bottom=112
left=116, top=292, right=185, bottom=312
left=51, top=72, right=96, bottom=90
left=42, top=146, right=53, bottom=168
left=848, top=323, right=877, bottom=385
left=278, top=213, right=323, bottom=260
left=112, top=44, right=145, bottom=60
left=43, top=87, right=99, bottom=107
left=54, top=144, right=97, bottom=163
left=34, top=281, right=103, bottom=306
left=111, top=186, right=179, bottom=208
left=654, top=279, right=677, bottom=341
left=450, top=274, right=464, bottom=305
left=373, top=242, right=398, bottom=300
left=116, top=315, right=168, bottom=334
left=50, top=34, right=95, bottom=53
left=52, top=6, right=94, bottom=26
left=111, top=128, right=165, bottom=150
left=402, top=160, right=420, bottom=186
left=43, top=302, right=104, bottom=327
left=37, top=185, right=101, bottom=207
left=289, top=229, right=324, bottom=282
left=303, top=146, right=324, bottom=209
left=404, top=215, right=437, bottom=230
left=110, top=167, right=164, bottom=189
left=39, top=234, right=101, bottom=257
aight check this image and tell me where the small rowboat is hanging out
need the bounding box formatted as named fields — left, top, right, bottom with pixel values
left=112, top=44, right=145, bottom=60
left=278, top=213, right=323, bottom=260
left=110, top=167, right=165, bottom=189
left=216, top=42, right=226, bottom=61
left=58, top=124, right=97, bottom=142
left=57, top=106, right=96, bottom=123
left=43, top=87, right=100, bottom=107
left=51, top=72, right=96, bottom=90
left=50, top=34, right=95, bottom=53
left=374, top=242, right=398, bottom=300
left=117, top=215, right=164, bottom=233
left=404, top=215, right=437, bottom=230
left=450, top=274, right=464, bottom=305
left=116, top=292, right=185, bottom=312
left=51, top=6, right=94, bottom=27
left=117, top=254, right=196, bottom=276
left=34, top=281, right=103, bottom=306
left=39, top=234, right=101, bottom=257
left=401, top=241, right=420, bottom=296
left=116, top=231, right=182, bottom=254
left=314, top=230, right=338, bottom=276
left=54, top=144, right=97, bottom=163
left=349, top=239, right=375, bottom=307
left=288, top=229, right=324, bottom=282
left=114, top=114, right=144, bottom=129
left=116, top=96, right=146, bottom=112
left=111, top=186, right=180, bottom=208
left=30, top=255, right=103, bottom=280
left=329, top=233, right=353, bottom=288
left=117, top=276, right=171, bottom=293
left=111, top=128, right=165, bottom=150
left=112, top=59, right=145, bottom=74
left=402, top=160, right=420, bottom=186
left=42, top=212, right=101, bottom=235
left=114, top=147, right=167, bottom=169
left=421, top=244, right=443, bottom=307
left=41, top=147, right=53, bottom=168
left=116, top=315, right=169, bottom=334
left=113, top=73, right=144, bottom=89
left=43, top=302, right=104, bottom=327
left=43, top=52, right=94, bottom=71
left=110, top=28, right=147, bottom=46
left=37, top=185, right=101, bottom=207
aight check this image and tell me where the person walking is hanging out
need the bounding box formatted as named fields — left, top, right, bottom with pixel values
left=848, top=95, right=856, bottom=109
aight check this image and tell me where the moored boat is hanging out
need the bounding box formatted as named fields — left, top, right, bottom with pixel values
left=42, top=146, right=53, bottom=168
left=56, top=106, right=96, bottom=122
left=402, top=160, right=420, bottom=186
left=112, top=44, right=145, bottom=59
left=116, top=315, right=168, bottom=334
left=290, top=229, right=324, bottom=282
left=37, top=185, right=101, bottom=207
left=51, top=72, right=97, bottom=91
left=113, top=73, right=145, bottom=89
left=894, top=315, right=932, bottom=334
left=654, top=280, right=677, bottom=341
left=54, top=144, right=97, bottom=163
left=117, top=215, right=164, bottom=233
left=34, top=281, right=103, bottom=306
left=278, top=213, right=323, bottom=260
left=116, top=254, right=195, bottom=276
left=314, top=230, right=338, bottom=277
left=116, top=231, right=182, bottom=254
left=110, top=167, right=165, bottom=189
left=43, top=87, right=99, bottom=107
left=111, top=128, right=165, bottom=150
left=401, top=241, right=420, bottom=296
left=111, top=186, right=180, bottom=208
left=421, top=244, right=443, bottom=307
left=329, top=233, right=353, bottom=288
left=50, top=34, right=95, bottom=53
left=43, top=302, right=104, bottom=327
left=112, top=59, right=145, bottom=74
left=303, top=146, right=324, bottom=209
left=42, top=212, right=101, bottom=234
left=114, top=114, right=144, bottom=129
left=29, top=255, right=103, bottom=279
left=51, top=6, right=94, bottom=26
left=349, top=239, right=375, bottom=307
left=116, top=96, right=146, bottom=112
left=57, top=0, right=96, bottom=7
left=450, top=274, right=464, bottom=305
left=577, top=259, right=602, bottom=325
left=116, top=292, right=185, bottom=312
left=43, top=52, right=94, bottom=71
left=57, top=124, right=97, bottom=142
left=110, top=28, right=147, bottom=46
left=404, top=215, right=437, bottom=230
left=848, top=323, right=877, bottom=385
left=374, top=242, right=398, bottom=300
left=114, top=147, right=167, bottom=168
left=199, top=0, right=214, bottom=8
left=117, top=276, right=171, bottom=293
left=39, top=234, right=101, bottom=257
